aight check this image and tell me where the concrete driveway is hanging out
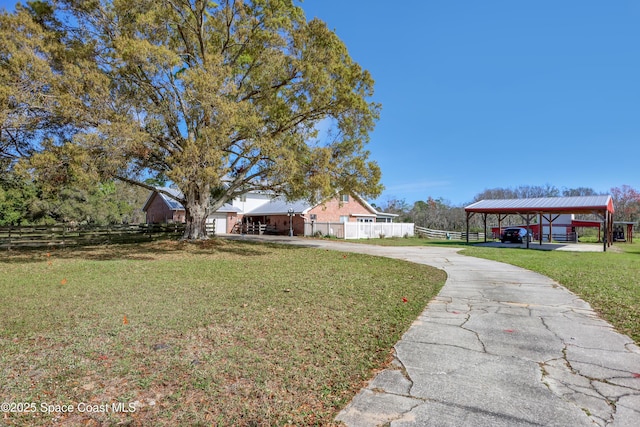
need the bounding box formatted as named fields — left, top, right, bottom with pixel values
left=227, top=236, right=640, bottom=426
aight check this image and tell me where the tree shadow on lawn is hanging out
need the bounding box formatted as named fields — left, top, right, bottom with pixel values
left=0, top=238, right=274, bottom=264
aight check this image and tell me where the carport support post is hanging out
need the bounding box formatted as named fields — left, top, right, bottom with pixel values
left=603, top=210, right=608, bottom=252
left=539, top=213, right=543, bottom=245
left=519, top=213, right=535, bottom=249
left=482, top=213, right=488, bottom=242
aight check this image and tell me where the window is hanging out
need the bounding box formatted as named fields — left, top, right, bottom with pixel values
left=339, top=215, right=349, bottom=223
left=357, top=218, right=373, bottom=223
left=341, top=194, right=349, bottom=203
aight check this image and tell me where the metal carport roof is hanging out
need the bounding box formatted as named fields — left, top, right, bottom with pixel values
left=464, top=195, right=614, bottom=215
left=464, top=196, right=615, bottom=251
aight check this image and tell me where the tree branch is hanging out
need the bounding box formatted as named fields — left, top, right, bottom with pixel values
left=114, top=175, right=185, bottom=205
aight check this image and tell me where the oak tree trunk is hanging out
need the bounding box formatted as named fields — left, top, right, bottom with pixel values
left=183, top=184, right=211, bottom=240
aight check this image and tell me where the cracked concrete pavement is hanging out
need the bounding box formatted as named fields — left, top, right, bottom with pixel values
left=231, top=236, right=640, bottom=426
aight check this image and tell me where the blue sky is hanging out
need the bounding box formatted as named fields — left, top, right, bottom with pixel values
left=301, top=0, right=640, bottom=206
left=2, top=1, right=638, bottom=206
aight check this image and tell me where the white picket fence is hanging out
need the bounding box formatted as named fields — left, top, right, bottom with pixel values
left=344, top=222, right=414, bottom=239
left=305, top=222, right=414, bottom=239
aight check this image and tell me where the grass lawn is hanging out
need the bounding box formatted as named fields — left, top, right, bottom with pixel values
left=350, top=236, right=640, bottom=344
left=0, top=239, right=446, bottom=426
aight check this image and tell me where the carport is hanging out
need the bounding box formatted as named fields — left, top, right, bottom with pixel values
left=464, top=196, right=615, bottom=252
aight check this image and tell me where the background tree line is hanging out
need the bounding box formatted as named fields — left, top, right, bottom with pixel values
left=376, top=184, right=640, bottom=232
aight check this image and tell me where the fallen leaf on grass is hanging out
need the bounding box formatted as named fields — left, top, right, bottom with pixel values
left=60, top=278, right=67, bottom=285
left=123, top=315, right=129, bottom=325
left=152, top=343, right=170, bottom=351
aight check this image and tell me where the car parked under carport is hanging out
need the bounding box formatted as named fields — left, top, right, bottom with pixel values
left=500, top=227, right=529, bottom=243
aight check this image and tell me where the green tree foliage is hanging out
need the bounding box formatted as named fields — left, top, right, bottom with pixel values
left=6, top=0, right=382, bottom=239
left=0, top=1, right=103, bottom=171
left=0, top=169, right=148, bottom=226
left=0, top=4, right=56, bottom=168
left=0, top=171, right=38, bottom=225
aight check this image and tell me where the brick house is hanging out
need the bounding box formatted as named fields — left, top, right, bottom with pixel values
left=142, top=188, right=186, bottom=224
left=142, top=187, right=240, bottom=233
left=242, top=193, right=390, bottom=235
left=143, top=188, right=397, bottom=236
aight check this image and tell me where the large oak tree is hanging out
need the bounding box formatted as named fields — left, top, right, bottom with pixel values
left=4, top=0, right=382, bottom=239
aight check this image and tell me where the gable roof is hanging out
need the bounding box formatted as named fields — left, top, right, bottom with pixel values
left=142, top=187, right=240, bottom=213
left=157, top=188, right=183, bottom=210
left=245, top=197, right=313, bottom=215
left=465, top=195, right=614, bottom=215
left=352, top=194, right=398, bottom=218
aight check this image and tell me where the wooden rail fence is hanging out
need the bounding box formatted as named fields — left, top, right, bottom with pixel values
left=414, top=226, right=487, bottom=241
left=0, top=223, right=187, bottom=249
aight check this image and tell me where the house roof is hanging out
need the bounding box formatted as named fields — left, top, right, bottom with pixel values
left=143, top=187, right=240, bottom=213
left=245, top=194, right=397, bottom=218
left=465, top=195, right=614, bottom=215
left=352, top=194, right=399, bottom=218
left=157, top=188, right=184, bottom=210
left=246, top=198, right=313, bottom=215
left=142, top=187, right=183, bottom=212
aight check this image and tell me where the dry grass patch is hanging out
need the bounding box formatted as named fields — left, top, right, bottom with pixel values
left=0, top=239, right=445, bottom=426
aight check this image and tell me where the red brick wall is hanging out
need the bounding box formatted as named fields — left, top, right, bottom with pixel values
left=307, top=196, right=374, bottom=222
left=262, top=215, right=305, bottom=235
left=145, top=193, right=185, bottom=223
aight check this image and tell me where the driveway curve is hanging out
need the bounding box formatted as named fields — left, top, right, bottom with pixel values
left=227, top=236, right=640, bottom=426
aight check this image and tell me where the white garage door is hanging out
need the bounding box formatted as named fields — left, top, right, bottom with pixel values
left=207, top=213, right=227, bottom=234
